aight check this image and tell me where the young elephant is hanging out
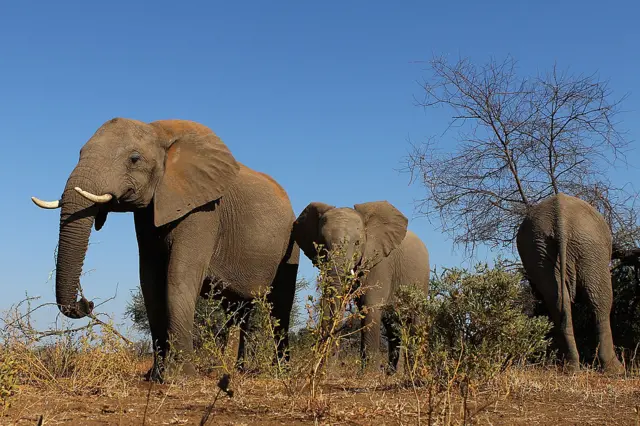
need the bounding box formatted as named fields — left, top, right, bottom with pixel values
left=516, top=193, right=624, bottom=374
left=292, top=201, right=430, bottom=371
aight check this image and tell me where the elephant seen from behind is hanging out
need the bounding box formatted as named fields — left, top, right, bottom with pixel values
left=516, top=193, right=624, bottom=374
left=32, top=118, right=300, bottom=382
left=292, top=200, right=430, bottom=372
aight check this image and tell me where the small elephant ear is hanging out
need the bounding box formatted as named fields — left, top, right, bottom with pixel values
left=153, top=133, right=240, bottom=227
left=354, top=201, right=408, bottom=263
left=292, top=202, right=334, bottom=262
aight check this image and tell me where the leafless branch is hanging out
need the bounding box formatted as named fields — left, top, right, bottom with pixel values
left=404, top=54, right=635, bottom=254
left=1, top=291, right=133, bottom=347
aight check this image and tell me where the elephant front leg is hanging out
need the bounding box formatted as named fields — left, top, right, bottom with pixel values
left=382, top=311, right=400, bottom=375
left=140, top=273, right=168, bottom=382
left=359, top=304, right=382, bottom=370
left=164, top=265, right=203, bottom=379
left=161, top=210, right=218, bottom=379
left=135, top=209, right=169, bottom=382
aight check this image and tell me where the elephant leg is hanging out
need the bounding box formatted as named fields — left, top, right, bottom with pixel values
left=140, top=273, right=168, bottom=382
left=382, top=311, right=400, bottom=374
left=163, top=215, right=218, bottom=378
left=359, top=303, right=382, bottom=370
left=135, top=210, right=169, bottom=383
left=213, top=297, right=233, bottom=354
left=267, top=260, right=299, bottom=365
left=164, top=279, right=199, bottom=377
left=543, top=276, right=580, bottom=372
left=526, top=255, right=579, bottom=372
left=583, top=272, right=624, bottom=374
left=558, top=286, right=580, bottom=372
left=235, top=302, right=252, bottom=371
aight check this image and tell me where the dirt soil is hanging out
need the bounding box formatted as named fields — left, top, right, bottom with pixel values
left=3, top=363, right=640, bottom=425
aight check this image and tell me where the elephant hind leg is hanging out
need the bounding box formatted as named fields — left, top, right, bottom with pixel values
left=267, top=260, right=299, bottom=365
left=531, top=270, right=580, bottom=372
left=234, top=302, right=253, bottom=371
left=556, top=283, right=581, bottom=372
left=581, top=272, right=624, bottom=374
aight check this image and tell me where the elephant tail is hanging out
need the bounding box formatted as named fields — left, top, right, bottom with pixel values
left=554, top=194, right=568, bottom=298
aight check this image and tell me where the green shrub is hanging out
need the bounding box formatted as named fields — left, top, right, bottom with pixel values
left=610, top=264, right=640, bottom=360
left=0, top=351, right=17, bottom=412
left=395, top=261, right=552, bottom=386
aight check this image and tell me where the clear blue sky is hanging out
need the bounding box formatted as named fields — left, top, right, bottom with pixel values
left=1, top=1, right=638, bottom=332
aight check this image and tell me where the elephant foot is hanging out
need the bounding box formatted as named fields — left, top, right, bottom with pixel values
left=150, top=360, right=197, bottom=383
left=144, top=363, right=165, bottom=384
left=170, top=360, right=197, bottom=379
left=384, top=363, right=398, bottom=376
left=603, top=359, right=625, bottom=376
left=234, top=361, right=260, bottom=376
left=562, top=360, right=580, bottom=374
left=234, top=359, right=247, bottom=373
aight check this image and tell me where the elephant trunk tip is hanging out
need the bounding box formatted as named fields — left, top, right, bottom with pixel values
left=58, top=297, right=94, bottom=319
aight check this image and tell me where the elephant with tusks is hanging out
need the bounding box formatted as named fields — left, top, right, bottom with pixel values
left=32, top=118, right=300, bottom=382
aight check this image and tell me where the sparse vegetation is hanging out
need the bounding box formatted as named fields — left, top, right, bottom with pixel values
left=1, top=252, right=640, bottom=424
left=391, top=262, right=553, bottom=424
left=0, top=351, right=17, bottom=413
left=9, top=50, right=640, bottom=421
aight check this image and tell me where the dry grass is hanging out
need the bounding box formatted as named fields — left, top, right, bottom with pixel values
left=2, top=354, right=640, bottom=425
left=3, top=259, right=639, bottom=425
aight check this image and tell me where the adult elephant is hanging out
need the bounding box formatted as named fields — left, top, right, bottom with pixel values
left=516, top=193, right=624, bottom=374
left=32, top=118, right=300, bottom=382
left=292, top=201, right=430, bottom=372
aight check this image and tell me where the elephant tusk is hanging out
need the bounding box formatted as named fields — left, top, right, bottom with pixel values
left=74, top=187, right=113, bottom=204
left=31, top=196, right=60, bottom=209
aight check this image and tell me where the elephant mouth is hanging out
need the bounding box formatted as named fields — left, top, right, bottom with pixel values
left=121, top=187, right=136, bottom=201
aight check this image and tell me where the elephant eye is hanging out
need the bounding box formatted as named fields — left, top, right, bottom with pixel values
left=130, top=153, right=141, bottom=164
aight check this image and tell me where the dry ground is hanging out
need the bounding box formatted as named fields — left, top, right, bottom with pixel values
left=3, top=357, right=640, bottom=426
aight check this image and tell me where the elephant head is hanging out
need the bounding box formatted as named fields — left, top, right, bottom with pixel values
left=292, top=201, right=408, bottom=274
left=32, top=118, right=240, bottom=319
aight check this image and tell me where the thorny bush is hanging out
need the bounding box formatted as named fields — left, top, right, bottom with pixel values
left=302, top=241, right=373, bottom=404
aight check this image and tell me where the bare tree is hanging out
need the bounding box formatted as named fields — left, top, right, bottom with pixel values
left=406, top=55, right=635, bottom=254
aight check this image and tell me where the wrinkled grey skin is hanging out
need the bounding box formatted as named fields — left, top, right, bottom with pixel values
left=33, top=118, right=299, bottom=382
left=293, top=201, right=430, bottom=371
left=516, top=193, right=624, bottom=374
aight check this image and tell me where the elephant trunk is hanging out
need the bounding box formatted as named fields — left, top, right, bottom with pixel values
left=55, top=168, right=103, bottom=319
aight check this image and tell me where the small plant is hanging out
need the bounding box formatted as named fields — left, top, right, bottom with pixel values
left=0, top=351, right=18, bottom=412
left=244, top=289, right=288, bottom=376
left=0, top=294, right=140, bottom=398
left=303, top=241, right=373, bottom=408
left=189, top=287, right=246, bottom=376
left=394, top=261, right=553, bottom=424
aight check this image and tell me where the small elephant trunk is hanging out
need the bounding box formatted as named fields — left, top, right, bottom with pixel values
left=55, top=170, right=102, bottom=319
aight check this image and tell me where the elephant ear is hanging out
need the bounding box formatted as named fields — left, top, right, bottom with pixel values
left=153, top=133, right=240, bottom=227
left=292, top=202, right=334, bottom=262
left=354, top=201, right=408, bottom=264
